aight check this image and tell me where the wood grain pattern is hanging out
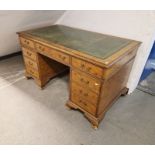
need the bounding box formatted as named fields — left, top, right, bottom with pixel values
left=36, top=42, right=70, bottom=66
left=71, top=82, right=99, bottom=105
left=71, top=93, right=97, bottom=115
left=97, top=59, right=134, bottom=116
left=72, top=57, right=103, bottom=78
left=24, top=57, right=38, bottom=70
left=102, top=46, right=138, bottom=79
left=22, top=47, right=37, bottom=61
left=26, top=66, right=39, bottom=79
left=20, top=37, right=35, bottom=49
left=71, top=70, right=101, bottom=94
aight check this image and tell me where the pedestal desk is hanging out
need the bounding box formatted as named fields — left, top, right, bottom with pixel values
left=18, top=25, right=141, bottom=129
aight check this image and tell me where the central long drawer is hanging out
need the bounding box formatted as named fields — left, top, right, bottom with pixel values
left=36, top=43, right=70, bottom=65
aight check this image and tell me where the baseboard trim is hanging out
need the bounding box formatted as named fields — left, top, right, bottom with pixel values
left=0, top=51, right=22, bottom=61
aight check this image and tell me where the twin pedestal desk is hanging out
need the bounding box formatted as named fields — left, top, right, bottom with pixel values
left=18, top=25, right=141, bottom=129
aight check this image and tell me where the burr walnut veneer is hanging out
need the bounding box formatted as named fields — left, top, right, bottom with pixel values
left=18, top=25, right=141, bottom=129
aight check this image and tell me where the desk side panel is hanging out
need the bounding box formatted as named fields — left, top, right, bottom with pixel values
left=97, top=58, right=134, bottom=116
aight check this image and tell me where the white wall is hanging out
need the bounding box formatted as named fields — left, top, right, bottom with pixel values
left=57, top=10, right=155, bottom=93
left=0, top=10, right=65, bottom=57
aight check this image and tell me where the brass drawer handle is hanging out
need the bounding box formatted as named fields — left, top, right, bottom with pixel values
left=62, top=56, right=66, bottom=60
left=29, top=70, right=34, bottom=74
left=84, top=93, right=88, bottom=97
left=79, top=89, right=88, bottom=96
left=24, top=40, right=29, bottom=45
left=27, top=52, right=32, bottom=56
left=87, top=67, right=91, bottom=71
left=80, top=64, right=85, bottom=68
left=39, top=46, right=45, bottom=51
left=79, top=89, right=82, bottom=93
left=79, top=99, right=82, bottom=103
left=86, top=81, right=89, bottom=84
left=80, top=78, right=84, bottom=82
left=95, top=83, right=99, bottom=86
left=28, top=61, right=33, bottom=66
left=58, top=54, right=66, bottom=60
left=79, top=99, right=87, bottom=106
left=80, top=78, right=89, bottom=85
left=83, top=102, right=87, bottom=106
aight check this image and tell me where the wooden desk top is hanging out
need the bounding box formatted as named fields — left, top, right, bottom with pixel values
left=19, top=25, right=141, bottom=67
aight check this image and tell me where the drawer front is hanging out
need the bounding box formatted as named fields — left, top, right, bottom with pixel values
left=71, top=93, right=96, bottom=115
left=36, top=43, right=70, bottom=65
left=72, top=57, right=103, bottom=78
left=22, top=48, right=37, bottom=61
left=71, top=82, right=98, bottom=105
left=71, top=70, right=101, bottom=94
left=36, top=43, right=50, bottom=53
left=54, top=51, right=70, bottom=65
left=20, top=37, right=35, bottom=49
left=26, top=67, right=39, bottom=79
left=24, top=57, right=38, bottom=70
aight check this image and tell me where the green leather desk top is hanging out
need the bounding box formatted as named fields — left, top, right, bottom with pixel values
left=22, top=25, right=134, bottom=60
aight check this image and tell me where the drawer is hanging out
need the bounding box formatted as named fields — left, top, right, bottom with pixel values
left=71, top=82, right=98, bottom=105
left=36, top=43, right=50, bottom=53
left=26, top=67, right=39, bottom=79
left=71, top=93, right=96, bottom=115
left=72, top=57, right=103, bottom=78
left=54, top=51, right=70, bottom=65
left=20, top=37, right=35, bottom=49
left=24, top=57, right=38, bottom=70
left=22, top=48, right=37, bottom=61
left=71, top=70, right=101, bottom=94
left=36, top=43, right=70, bottom=65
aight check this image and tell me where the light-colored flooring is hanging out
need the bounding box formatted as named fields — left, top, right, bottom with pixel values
left=138, top=72, right=155, bottom=95
left=0, top=55, right=155, bottom=145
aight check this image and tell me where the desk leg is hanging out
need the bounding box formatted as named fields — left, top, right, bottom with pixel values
left=66, top=100, right=101, bottom=129
left=24, top=53, right=68, bottom=89
left=121, top=87, right=129, bottom=96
